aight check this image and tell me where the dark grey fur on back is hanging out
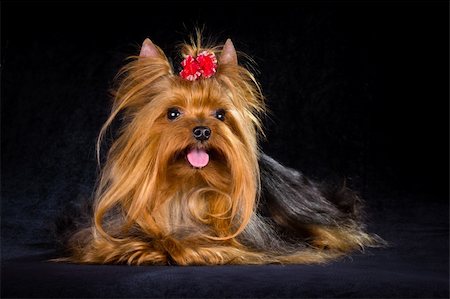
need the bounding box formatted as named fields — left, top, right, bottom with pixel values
left=259, top=153, right=361, bottom=224
left=237, top=153, right=364, bottom=252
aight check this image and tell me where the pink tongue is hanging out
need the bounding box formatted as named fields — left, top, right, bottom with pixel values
left=187, top=148, right=210, bottom=168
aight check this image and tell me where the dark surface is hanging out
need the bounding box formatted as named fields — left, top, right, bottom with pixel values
left=2, top=1, right=448, bottom=298
left=2, top=195, right=449, bottom=298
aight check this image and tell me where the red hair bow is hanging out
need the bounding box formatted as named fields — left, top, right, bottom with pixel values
left=180, top=51, right=217, bottom=81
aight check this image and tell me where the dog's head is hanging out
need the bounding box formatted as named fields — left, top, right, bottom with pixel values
left=94, top=35, right=265, bottom=240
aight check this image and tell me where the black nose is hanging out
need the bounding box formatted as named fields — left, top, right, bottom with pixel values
left=193, top=126, right=211, bottom=141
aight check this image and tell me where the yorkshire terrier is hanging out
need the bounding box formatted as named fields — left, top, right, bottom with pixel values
left=60, top=34, right=381, bottom=265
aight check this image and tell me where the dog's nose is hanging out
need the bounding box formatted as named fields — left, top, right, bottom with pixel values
left=193, top=126, right=211, bottom=141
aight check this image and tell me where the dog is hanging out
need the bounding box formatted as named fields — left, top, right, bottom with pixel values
left=59, top=33, right=381, bottom=265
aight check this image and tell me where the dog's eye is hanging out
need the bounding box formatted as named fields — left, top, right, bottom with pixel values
left=215, top=109, right=226, bottom=121
left=167, top=108, right=181, bottom=120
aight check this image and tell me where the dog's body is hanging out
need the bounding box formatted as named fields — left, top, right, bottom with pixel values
left=60, top=35, right=379, bottom=265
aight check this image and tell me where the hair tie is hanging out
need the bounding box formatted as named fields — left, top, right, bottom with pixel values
left=180, top=51, right=217, bottom=81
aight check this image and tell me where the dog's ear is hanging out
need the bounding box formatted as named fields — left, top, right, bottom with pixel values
left=139, top=38, right=161, bottom=58
left=219, top=39, right=238, bottom=65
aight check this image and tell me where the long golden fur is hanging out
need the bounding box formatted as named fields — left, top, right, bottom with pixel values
left=60, top=33, right=380, bottom=265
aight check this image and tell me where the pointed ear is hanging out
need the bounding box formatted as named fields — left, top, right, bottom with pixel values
left=139, top=38, right=160, bottom=58
left=219, top=39, right=238, bottom=65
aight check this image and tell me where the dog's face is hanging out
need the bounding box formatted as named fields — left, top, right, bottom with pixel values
left=143, top=78, right=258, bottom=193
left=95, top=38, right=265, bottom=239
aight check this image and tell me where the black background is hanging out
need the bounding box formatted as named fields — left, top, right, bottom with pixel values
left=2, top=1, right=448, bottom=298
